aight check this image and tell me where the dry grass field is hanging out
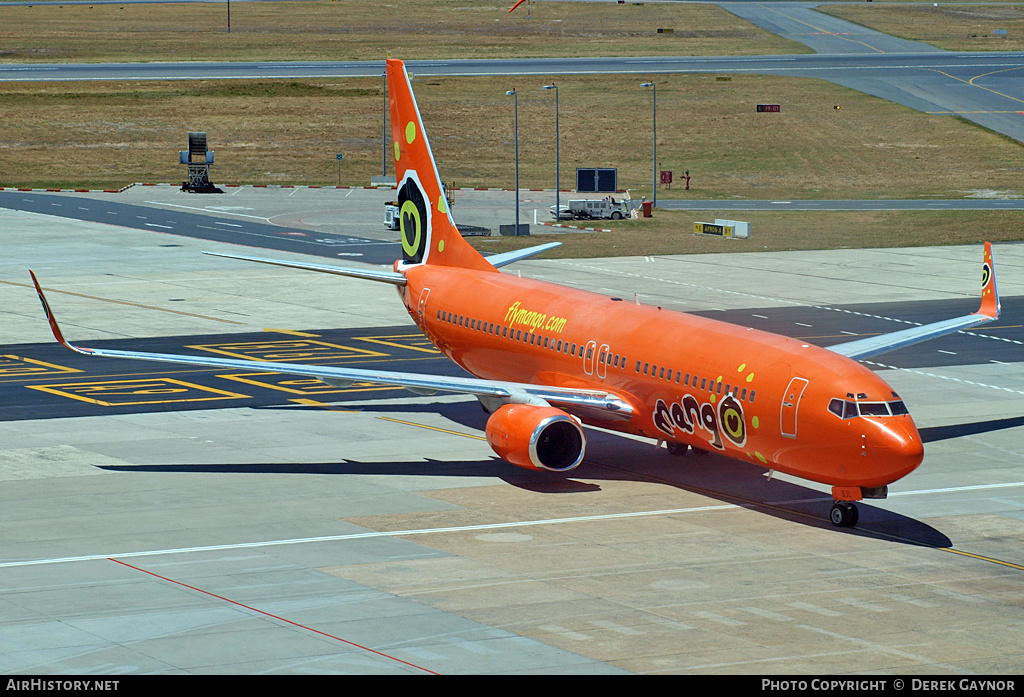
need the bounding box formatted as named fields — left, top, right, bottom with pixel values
left=467, top=209, right=1024, bottom=258
left=0, top=0, right=805, bottom=63
left=820, top=3, right=1024, bottom=51
left=3, top=72, right=1023, bottom=200
left=2, top=1, right=1023, bottom=256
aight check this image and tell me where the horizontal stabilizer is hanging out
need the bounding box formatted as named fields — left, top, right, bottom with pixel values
left=202, top=251, right=406, bottom=286
left=485, top=242, right=562, bottom=269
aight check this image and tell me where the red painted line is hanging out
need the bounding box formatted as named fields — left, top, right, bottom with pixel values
left=108, top=558, right=440, bottom=675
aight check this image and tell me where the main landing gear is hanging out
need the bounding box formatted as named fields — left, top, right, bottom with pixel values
left=665, top=442, right=710, bottom=457
left=830, top=501, right=859, bottom=528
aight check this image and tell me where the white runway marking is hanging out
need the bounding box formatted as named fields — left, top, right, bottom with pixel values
left=4, top=481, right=1023, bottom=570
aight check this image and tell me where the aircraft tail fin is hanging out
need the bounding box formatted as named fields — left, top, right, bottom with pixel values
left=387, top=59, right=495, bottom=272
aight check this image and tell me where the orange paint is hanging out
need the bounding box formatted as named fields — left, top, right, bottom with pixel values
left=28, top=59, right=1002, bottom=529
left=384, top=57, right=926, bottom=498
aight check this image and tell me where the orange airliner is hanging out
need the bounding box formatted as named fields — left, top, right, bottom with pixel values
left=31, top=59, right=1001, bottom=527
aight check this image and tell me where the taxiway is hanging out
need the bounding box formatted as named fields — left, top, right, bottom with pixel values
left=1, top=191, right=1021, bottom=674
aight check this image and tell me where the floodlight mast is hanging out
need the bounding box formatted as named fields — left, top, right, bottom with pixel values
left=641, top=82, right=657, bottom=209
left=507, top=88, right=520, bottom=234
left=542, top=83, right=559, bottom=222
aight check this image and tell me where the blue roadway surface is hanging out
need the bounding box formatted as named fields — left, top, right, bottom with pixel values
left=0, top=190, right=402, bottom=264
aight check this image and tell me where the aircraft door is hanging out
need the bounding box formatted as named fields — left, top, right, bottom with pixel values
left=596, top=343, right=609, bottom=379
left=780, top=376, right=809, bottom=439
left=417, top=287, right=431, bottom=319
left=582, top=340, right=597, bottom=375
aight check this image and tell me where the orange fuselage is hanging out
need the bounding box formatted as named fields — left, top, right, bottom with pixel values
left=400, top=263, right=923, bottom=491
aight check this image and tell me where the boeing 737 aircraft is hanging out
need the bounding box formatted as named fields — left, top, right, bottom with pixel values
left=32, top=59, right=1001, bottom=528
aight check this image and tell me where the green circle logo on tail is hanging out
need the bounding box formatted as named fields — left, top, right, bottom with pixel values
left=398, top=173, right=430, bottom=264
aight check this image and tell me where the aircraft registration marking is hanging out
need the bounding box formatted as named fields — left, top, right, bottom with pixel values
left=186, top=339, right=388, bottom=362
left=0, top=354, right=80, bottom=376
left=27, top=378, right=249, bottom=406
left=218, top=372, right=400, bottom=396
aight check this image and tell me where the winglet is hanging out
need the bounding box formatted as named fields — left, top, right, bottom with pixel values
left=29, top=271, right=91, bottom=355
left=975, top=241, right=1000, bottom=320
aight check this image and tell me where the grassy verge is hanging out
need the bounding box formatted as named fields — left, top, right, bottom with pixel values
left=820, top=3, right=1024, bottom=51
left=0, top=0, right=807, bottom=63
left=468, top=209, right=1024, bottom=258
left=4, top=73, right=1024, bottom=199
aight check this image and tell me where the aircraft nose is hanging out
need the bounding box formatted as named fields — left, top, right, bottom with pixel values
left=869, top=418, right=924, bottom=482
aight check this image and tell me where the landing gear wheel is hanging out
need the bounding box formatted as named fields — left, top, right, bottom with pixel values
left=829, top=501, right=859, bottom=528
left=666, top=442, right=688, bottom=456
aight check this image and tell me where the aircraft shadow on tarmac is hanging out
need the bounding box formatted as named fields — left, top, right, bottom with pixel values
left=919, top=416, right=1024, bottom=444
left=94, top=397, right=956, bottom=549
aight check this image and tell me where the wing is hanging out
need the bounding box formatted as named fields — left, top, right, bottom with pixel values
left=827, top=242, right=1000, bottom=361
left=29, top=271, right=633, bottom=420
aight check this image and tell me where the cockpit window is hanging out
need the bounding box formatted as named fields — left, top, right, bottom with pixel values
left=858, top=402, right=890, bottom=417
left=829, top=398, right=910, bottom=419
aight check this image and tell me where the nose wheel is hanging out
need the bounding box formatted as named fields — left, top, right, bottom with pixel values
left=830, top=501, right=859, bottom=527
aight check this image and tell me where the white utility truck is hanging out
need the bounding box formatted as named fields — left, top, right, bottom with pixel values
left=551, top=195, right=640, bottom=221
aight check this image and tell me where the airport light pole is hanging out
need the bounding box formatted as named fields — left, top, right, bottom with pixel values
left=507, top=88, right=520, bottom=234
left=542, top=83, right=559, bottom=222
left=641, top=81, right=657, bottom=209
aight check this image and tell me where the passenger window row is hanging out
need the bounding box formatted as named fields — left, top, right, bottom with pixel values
left=633, top=359, right=756, bottom=403
left=432, top=309, right=759, bottom=404
left=433, top=310, right=758, bottom=402
left=434, top=310, right=626, bottom=368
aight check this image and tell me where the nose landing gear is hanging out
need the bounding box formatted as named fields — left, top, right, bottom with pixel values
left=830, top=501, right=859, bottom=527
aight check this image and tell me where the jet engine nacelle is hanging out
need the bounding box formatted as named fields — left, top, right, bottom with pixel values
left=485, top=403, right=586, bottom=472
